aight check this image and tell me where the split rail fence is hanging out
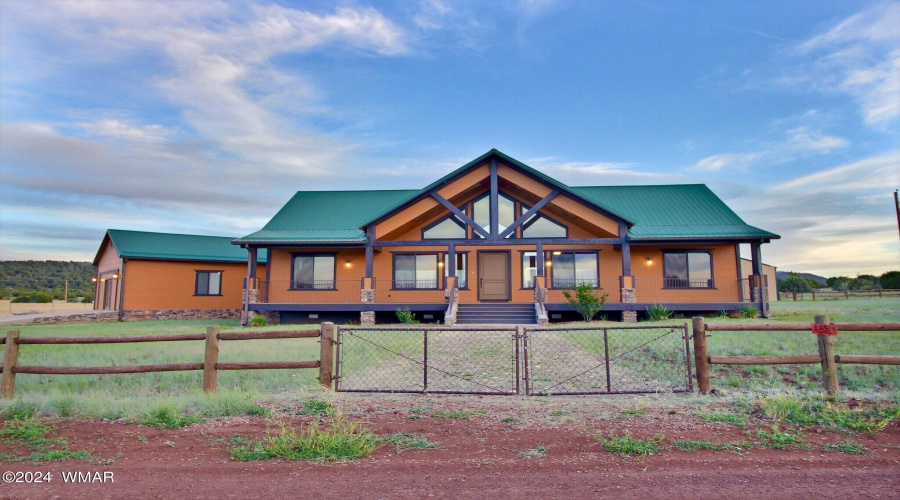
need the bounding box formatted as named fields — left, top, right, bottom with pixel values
left=0, top=324, right=338, bottom=399
left=692, top=315, right=900, bottom=395
left=778, top=289, right=900, bottom=301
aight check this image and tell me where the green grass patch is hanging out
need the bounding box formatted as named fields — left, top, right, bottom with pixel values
left=760, top=395, right=899, bottom=433
left=596, top=430, right=664, bottom=457
left=518, top=446, right=548, bottom=458
left=299, top=399, right=333, bottom=416
left=0, top=417, right=91, bottom=463
left=695, top=409, right=749, bottom=428
left=142, top=406, right=204, bottom=429
left=229, top=415, right=377, bottom=462
left=380, top=432, right=439, bottom=453
left=823, top=439, right=865, bottom=455
left=752, top=425, right=805, bottom=450
left=432, top=410, right=475, bottom=419
left=501, top=417, right=519, bottom=423
left=671, top=440, right=753, bottom=454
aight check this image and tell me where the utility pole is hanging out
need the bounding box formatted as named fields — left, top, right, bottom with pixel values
left=895, top=189, right=900, bottom=241
left=64, top=280, right=68, bottom=302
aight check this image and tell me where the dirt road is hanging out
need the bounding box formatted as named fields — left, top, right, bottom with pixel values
left=2, top=394, right=898, bottom=499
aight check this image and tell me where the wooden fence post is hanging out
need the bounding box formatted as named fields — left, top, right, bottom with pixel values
left=815, top=315, right=840, bottom=396
left=319, top=322, right=335, bottom=389
left=1, top=330, right=21, bottom=399
left=691, top=317, right=711, bottom=394
left=203, top=326, right=220, bottom=393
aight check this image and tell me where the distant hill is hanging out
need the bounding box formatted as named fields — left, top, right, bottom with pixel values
left=776, top=271, right=827, bottom=285
left=0, top=261, right=96, bottom=300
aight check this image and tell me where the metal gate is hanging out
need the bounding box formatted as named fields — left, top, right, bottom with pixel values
left=335, top=327, right=519, bottom=395
left=523, top=325, right=692, bottom=395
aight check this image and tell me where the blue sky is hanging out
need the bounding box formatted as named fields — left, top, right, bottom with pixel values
left=1, top=0, right=898, bottom=276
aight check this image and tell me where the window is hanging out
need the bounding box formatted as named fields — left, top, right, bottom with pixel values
left=522, top=251, right=538, bottom=288
left=551, top=252, right=598, bottom=288
left=472, top=192, right=515, bottom=238
left=423, top=206, right=468, bottom=239
left=443, top=253, right=468, bottom=288
left=394, top=253, right=439, bottom=289
left=663, top=251, right=713, bottom=289
left=292, top=254, right=335, bottom=289
left=520, top=204, right=567, bottom=238
left=195, top=271, right=222, bottom=296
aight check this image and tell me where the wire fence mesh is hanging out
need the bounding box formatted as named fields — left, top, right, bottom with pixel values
left=336, top=327, right=518, bottom=395
left=524, top=325, right=691, bottom=395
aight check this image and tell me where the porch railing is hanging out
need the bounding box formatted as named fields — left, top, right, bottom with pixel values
left=375, top=280, right=447, bottom=304
left=631, top=277, right=749, bottom=304
left=257, top=280, right=363, bottom=304
left=543, top=278, right=623, bottom=304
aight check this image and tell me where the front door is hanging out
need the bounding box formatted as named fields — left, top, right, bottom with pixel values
left=479, top=251, right=510, bottom=301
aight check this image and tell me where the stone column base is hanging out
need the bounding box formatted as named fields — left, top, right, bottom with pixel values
left=622, top=310, right=638, bottom=323
left=360, top=289, right=375, bottom=303
left=750, top=287, right=762, bottom=303
left=360, top=311, right=375, bottom=325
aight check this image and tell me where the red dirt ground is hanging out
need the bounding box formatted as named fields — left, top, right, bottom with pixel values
left=1, top=394, right=899, bottom=499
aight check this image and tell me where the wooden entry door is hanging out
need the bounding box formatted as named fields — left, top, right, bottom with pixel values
left=479, top=252, right=510, bottom=301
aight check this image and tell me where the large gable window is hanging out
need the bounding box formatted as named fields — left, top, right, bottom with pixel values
left=551, top=251, right=599, bottom=288
left=472, top=192, right=515, bottom=238
left=195, top=271, right=222, bottom=296
left=292, top=254, right=335, bottom=290
left=521, top=204, right=567, bottom=238
left=663, top=251, right=713, bottom=289
left=423, top=206, right=467, bottom=239
left=394, top=253, right=439, bottom=289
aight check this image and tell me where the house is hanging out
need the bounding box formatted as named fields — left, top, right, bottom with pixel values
left=233, top=149, right=778, bottom=325
left=92, top=230, right=266, bottom=320
left=740, top=258, right=778, bottom=302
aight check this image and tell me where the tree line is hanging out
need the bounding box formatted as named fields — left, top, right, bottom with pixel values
left=777, top=271, right=900, bottom=294
left=0, top=261, right=96, bottom=303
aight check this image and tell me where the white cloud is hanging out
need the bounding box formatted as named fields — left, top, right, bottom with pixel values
left=777, top=151, right=900, bottom=191
left=527, top=158, right=687, bottom=185
left=691, top=153, right=762, bottom=172
left=79, top=119, right=170, bottom=143
left=793, top=2, right=900, bottom=126
left=786, top=127, right=848, bottom=152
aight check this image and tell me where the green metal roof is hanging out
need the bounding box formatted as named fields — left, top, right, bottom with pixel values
left=99, top=230, right=268, bottom=264
left=234, top=190, right=418, bottom=244
left=571, top=185, right=779, bottom=240
left=235, top=153, right=779, bottom=244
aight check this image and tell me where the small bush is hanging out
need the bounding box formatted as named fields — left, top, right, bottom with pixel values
left=300, top=399, right=333, bottom=416
left=738, top=305, right=758, bottom=319
left=230, top=415, right=377, bottom=462
left=645, top=303, right=672, bottom=321
left=396, top=307, right=419, bottom=324
left=562, top=283, right=608, bottom=322
left=142, top=406, right=204, bottom=429
left=380, top=432, right=439, bottom=453
left=823, top=439, right=865, bottom=455
left=249, top=314, right=268, bottom=327
left=753, top=425, right=804, bottom=450
left=596, top=430, right=664, bottom=457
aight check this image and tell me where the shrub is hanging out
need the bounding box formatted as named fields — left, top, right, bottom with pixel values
left=10, top=295, right=32, bottom=303
left=562, top=283, right=608, bottom=322
left=738, top=305, right=758, bottom=319
left=645, top=303, right=672, bottom=321
left=396, top=307, right=419, bottom=324
left=249, top=314, right=268, bottom=327
left=880, top=270, right=900, bottom=290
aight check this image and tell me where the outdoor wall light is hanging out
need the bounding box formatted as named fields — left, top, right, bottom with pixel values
left=646, top=258, right=653, bottom=266
left=552, top=251, right=562, bottom=256
left=91, top=277, right=97, bottom=283
left=344, top=260, right=352, bottom=268
left=437, top=261, right=444, bottom=268
left=112, top=273, right=119, bottom=279
left=546, top=260, right=553, bottom=267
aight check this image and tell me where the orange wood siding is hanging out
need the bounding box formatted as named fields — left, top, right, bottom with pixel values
left=94, top=240, right=123, bottom=310
left=122, top=260, right=264, bottom=310
left=629, top=244, right=741, bottom=303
